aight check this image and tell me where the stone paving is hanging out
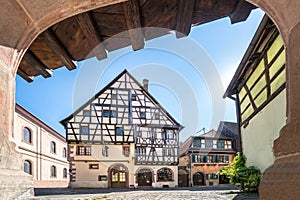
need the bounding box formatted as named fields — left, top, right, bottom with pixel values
left=30, top=186, right=259, bottom=200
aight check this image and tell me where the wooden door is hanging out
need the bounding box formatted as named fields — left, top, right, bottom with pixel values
left=193, top=172, right=204, bottom=186
left=178, top=174, right=189, bottom=187
left=111, top=169, right=126, bottom=188
left=138, top=169, right=152, bottom=187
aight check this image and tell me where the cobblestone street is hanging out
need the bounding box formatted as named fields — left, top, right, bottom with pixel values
left=32, top=186, right=258, bottom=200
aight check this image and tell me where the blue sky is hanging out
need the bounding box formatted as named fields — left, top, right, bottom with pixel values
left=16, top=9, right=264, bottom=142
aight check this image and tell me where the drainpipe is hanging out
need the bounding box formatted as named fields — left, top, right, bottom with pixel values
left=235, top=94, right=243, bottom=155
left=190, top=153, right=192, bottom=187
left=228, top=93, right=243, bottom=155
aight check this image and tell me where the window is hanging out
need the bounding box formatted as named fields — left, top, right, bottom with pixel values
left=140, top=111, right=146, bottom=119
left=51, top=166, right=57, bottom=177
left=81, top=126, right=89, bottom=135
left=23, top=127, right=32, bottom=143
left=102, top=145, right=109, bottom=157
left=154, top=112, right=159, bottom=119
left=217, top=140, right=225, bottom=149
left=116, top=127, right=124, bottom=136
left=24, top=160, right=32, bottom=175
left=89, top=164, right=99, bottom=169
left=98, top=175, right=107, bottom=181
left=163, top=148, right=172, bottom=156
left=102, top=110, right=117, bottom=117
left=63, top=147, right=67, bottom=158
left=83, top=110, right=91, bottom=117
left=77, top=146, right=91, bottom=155
left=122, top=145, right=130, bottom=157
left=206, top=173, right=218, bottom=180
left=50, top=141, right=56, bottom=153
left=136, top=147, right=146, bottom=155
left=207, top=155, right=214, bottom=163
left=166, top=130, right=175, bottom=140
left=63, top=168, right=67, bottom=178
left=131, top=93, right=137, bottom=101
left=192, top=139, right=201, bottom=147
left=225, top=155, right=229, bottom=163
left=205, top=139, right=213, bottom=148
left=157, top=168, right=173, bottom=181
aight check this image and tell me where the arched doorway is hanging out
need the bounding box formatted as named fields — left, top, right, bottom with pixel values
left=108, top=164, right=129, bottom=188
left=193, top=172, right=205, bottom=186
left=137, top=168, right=153, bottom=187
left=178, top=169, right=189, bottom=187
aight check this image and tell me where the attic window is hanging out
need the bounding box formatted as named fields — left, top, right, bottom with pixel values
left=140, top=111, right=146, bottom=119
left=131, top=93, right=137, bottom=101
left=205, top=139, right=213, bottom=148
left=102, top=110, right=117, bottom=117
left=83, top=110, right=90, bottom=117
left=192, top=139, right=201, bottom=147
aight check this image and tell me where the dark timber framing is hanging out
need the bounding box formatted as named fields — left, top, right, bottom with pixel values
left=75, top=12, right=108, bottom=60
left=23, top=50, right=52, bottom=78
left=224, top=15, right=286, bottom=126
left=42, top=30, right=77, bottom=70
left=123, top=0, right=145, bottom=51
left=61, top=70, right=182, bottom=165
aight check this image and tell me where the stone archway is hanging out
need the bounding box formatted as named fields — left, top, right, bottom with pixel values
left=107, top=163, right=129, bottom=188
left=136, top=167, right=154, bottom=187
left=0, top=0, right=299, bottom=199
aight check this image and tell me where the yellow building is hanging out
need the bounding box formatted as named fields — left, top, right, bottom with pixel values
left=13, top=104, right=69, bottom=188
left=224, top=15, right=286, bottom=172
left=61, top=70, right=182, bottom=188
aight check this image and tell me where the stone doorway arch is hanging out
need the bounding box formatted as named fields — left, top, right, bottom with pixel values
left=107, top=163, right=129, bottom=188
left=0, top=0, right=299, bottom=199
left=193, top=171, right=205, bottom=186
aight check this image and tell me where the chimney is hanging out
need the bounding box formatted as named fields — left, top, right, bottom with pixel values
left=143, top=79, right=149, bottom=91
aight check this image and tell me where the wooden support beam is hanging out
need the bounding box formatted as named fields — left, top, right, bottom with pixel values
left=23, top=51, right=52, bottom=78
left=75, top=12, right=108, bottom=60
left=176, top=0, right=196, bottom=38
left=230, top=0, right=256, bottom=24
left=42, top=30, right=77, bottom=70
left=123, top=0, right=145, bottom=51
left=17, top=68, right=34, bottom=83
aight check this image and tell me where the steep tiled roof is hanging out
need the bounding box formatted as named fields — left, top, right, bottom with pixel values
left=179, top=121, right=238, bottom=155
left=178, top=136, right=193, bottom=156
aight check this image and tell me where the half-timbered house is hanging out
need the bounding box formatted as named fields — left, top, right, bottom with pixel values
left=60, top=70, right=182, bottom=188
left=224, top=15, right=286, bottom=172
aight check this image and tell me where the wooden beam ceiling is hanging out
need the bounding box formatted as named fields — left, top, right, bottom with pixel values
left=42, top=30, right=77, bottom=70
left=123, top=0, right=145, bottom=51
left=17, top=68, right=34, bottom=83
left=176, top=0, right=196, bottom=38
left=23, top=51, right=52, bottom=78
left=75, top=12, right=108, bottom=60
left=18, top=0, right=257, bottom=82
left=230, top=0, right=256, bottom=24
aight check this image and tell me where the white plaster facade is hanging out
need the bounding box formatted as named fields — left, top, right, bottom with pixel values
left=241, top=90, right=286, bottom=172
left=12, top=104, right=69, bottom=188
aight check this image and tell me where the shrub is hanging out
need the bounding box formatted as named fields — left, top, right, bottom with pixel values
left=219, top=153, right=261, bottom=192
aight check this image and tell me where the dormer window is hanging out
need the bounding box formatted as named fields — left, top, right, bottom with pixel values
left=217, top=140, right=225, bottom=149
left=205, top=139, right=213, bottom=148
